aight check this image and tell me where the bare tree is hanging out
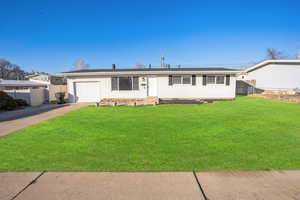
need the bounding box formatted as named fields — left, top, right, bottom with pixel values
left=0, top=59, right=27, bottom=80
left=266, top=48, right=285, bottom=60
left=72, top=59, right=90, bottom=71
left=0, top=58, right=10, bottom=67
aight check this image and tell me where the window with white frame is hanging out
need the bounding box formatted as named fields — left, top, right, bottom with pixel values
left=171, top=75, right=191, bottom=85
left=172, top=76, right=182, bottom=84
left=111, top=76, right=139, bottom=91
left=182, top=76, right=191, bottom=84
left=207, top=75, right=225, bottom=84
left=216, top=76, right=225, bottom=84
left=207, top=76, right=216, bottom=84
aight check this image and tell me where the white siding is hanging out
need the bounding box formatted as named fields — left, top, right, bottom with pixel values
left=5, top=88, right=45, bottom=106
left=157, top=75, right=236, bottom=99
left=67, top=76, right=147, bottom=102
left=67, top=74, right=236, bottom=102
left=30, top=88, right=45, bottom=106
left=245, top=64, right=300, bottom=91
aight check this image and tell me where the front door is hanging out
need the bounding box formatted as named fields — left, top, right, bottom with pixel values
left=148, top=76, right=157, bottom=96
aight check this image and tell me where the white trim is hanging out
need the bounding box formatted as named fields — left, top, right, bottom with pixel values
left=244, top=60, right=300, bottom=73
left=60, top=70, right=240, bottom=77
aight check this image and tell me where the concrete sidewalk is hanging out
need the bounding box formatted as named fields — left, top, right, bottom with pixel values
left=0, top=103, right=89, bottom=137
left=0, top=171, right=299, bottom=200
left=0, top=104, right=67, bottom=122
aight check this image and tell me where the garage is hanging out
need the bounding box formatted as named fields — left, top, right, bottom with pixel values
left=74, top=82, right=101, bottom=102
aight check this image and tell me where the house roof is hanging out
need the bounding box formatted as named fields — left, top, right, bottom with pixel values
left=60, top=67, right=241, bottom=76
left=244, top=60, right=300, bottom=73
left=25, top=73, right=50, bottom=78
left=0, top=79, right=47, bottom=87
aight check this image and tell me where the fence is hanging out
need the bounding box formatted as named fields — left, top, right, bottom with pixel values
left=236, top=80, right=264, bottom=95
left=4, top=88, right=45, bottom=106
left=47, top=85, right=68, bottom=102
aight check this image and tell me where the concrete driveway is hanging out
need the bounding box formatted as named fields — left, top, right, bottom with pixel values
left=0, top=103, right=89, bottom=137
left=0, top=171, right=299, bottom=200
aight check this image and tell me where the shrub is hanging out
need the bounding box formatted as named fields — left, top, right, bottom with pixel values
left=0, top=91, right=17, bottom=110
left=4, top=99, right=18, bottom=110
left=0, top=91, right=28, bottom=110
left=15, top=99, right=29, bottom=107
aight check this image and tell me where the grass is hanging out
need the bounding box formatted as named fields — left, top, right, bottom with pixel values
left=0, top=96, right=299, bottom=171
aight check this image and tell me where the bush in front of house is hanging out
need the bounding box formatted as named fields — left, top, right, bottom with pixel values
left=0, top=91, right=28, bottom=110
left=15, top=99, right=29, bottom=107
left=0, top=91, right=17, bottom=110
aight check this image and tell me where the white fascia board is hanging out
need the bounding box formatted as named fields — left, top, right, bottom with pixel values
left=0, top=84, right=47, bottom=87
left=244, top=60, right=300, bottom=73
left=59, top=70, right=241, bottom=77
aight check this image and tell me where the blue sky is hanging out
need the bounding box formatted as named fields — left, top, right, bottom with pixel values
left=1, top=0, right=299, bottom=73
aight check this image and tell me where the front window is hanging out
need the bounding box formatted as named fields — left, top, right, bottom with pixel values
left=119, top=77, right=132, bottom=90
left=207, top=76, right=216, bottom=84
left=207, top=75, right=225, bottom=84
left=172, top=75, right=191, bottom=85
left=182, top=76, right=191, bottom=84
left=216, top=76, right=225, bottom=84
left=111, top=76, right=139, bottom=91
left=172, top=76, right=182, bottom=84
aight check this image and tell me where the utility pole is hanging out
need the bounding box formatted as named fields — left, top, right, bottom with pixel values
left=160, top=55, right=165, bottom=68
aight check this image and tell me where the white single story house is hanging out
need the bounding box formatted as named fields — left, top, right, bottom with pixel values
left=27, top=73, right=66, bottom=85
left=61, top=67, right=240, bottom=104
left=238, top=60, right=300, bottom=92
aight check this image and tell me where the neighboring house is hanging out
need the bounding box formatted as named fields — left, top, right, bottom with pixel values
left=27, top=73, right=66, bottom=85
left=0, top=79, right=47, bottom=90
left=237, top=60, right=300, bottom=94
left=61, top=67, right=240, bottom=104
left=27, top=73, right=67, bottom=102
left=0, top=79, right=47, bottom=106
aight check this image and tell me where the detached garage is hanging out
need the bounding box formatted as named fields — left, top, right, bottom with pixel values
left=74, top=82, right=101, bottom=102
left=238, top=60, right=300, bottom=92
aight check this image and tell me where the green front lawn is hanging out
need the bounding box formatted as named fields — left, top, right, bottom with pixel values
left=0, top=96, right=300, bottom=171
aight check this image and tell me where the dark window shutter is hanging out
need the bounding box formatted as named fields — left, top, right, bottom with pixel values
left=133, top=76, right=139, bottom=90
left=192, top=75, right=196, bottom=85
left=168, top=75, right=173, bottom=86
left=226, top=75, right=230, bottom=86
left=202, top=75, right=207, bottom=86
left=111, top=77, right=118, bottom=90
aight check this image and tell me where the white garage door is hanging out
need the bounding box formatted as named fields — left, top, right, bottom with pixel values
left=75, top=82, right=101, bottom=102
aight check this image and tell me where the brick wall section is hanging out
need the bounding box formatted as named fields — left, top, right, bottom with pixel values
left=100, top=97, right=159, bottom=106
left=99, top=97, right=235, bottom=106
left=251, top=92, right=300, bottom=104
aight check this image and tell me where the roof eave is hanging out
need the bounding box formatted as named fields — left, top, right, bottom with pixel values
left=59, top=70, right=241, bottom=77
left=245, top=59, right=300, bottom=73
left=0, top=84, right=47, bottom=87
